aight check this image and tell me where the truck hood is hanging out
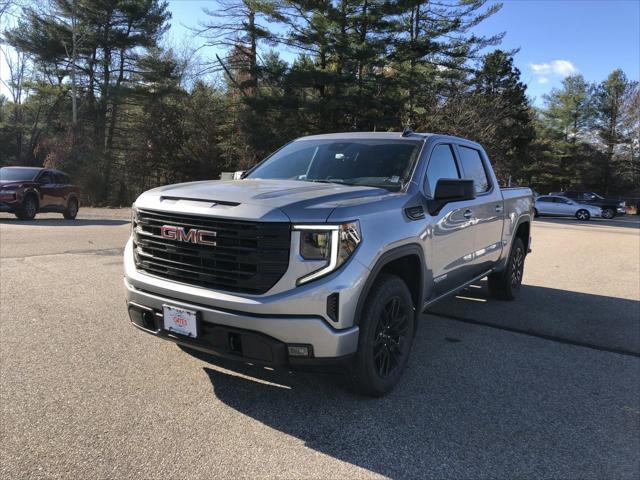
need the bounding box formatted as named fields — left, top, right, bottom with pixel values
left=135, top=179, right=396, bottom=223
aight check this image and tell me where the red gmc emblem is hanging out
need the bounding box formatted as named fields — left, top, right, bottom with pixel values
left=160, top=225, right=217, bottom=246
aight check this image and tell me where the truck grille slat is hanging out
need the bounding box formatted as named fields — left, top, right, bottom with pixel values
left=133, top=209, right=290, bottom=294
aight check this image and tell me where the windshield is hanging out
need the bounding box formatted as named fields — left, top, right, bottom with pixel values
left=246, top=139, right=422, bottom=189
left=0, top=167, right=40, bottom=182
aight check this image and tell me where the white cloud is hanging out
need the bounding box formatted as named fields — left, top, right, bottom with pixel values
left=529, top=60, right=578, bottom=79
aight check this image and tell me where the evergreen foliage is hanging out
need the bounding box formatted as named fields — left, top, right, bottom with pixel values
left=0, top=0, right=637, bottom=204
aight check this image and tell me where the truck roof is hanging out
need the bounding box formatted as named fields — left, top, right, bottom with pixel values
left=295, top=131, right=482, bottom=147
left=296, top=132, right=431, bottom=141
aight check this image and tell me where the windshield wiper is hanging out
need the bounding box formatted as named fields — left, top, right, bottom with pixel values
left=305, top=179, right=348, bottom=185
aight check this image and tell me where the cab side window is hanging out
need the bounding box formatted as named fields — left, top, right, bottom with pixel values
left=425, top=144, right=460, bottom=197
left=39, top=172, right=54, bottom=184
left=458, top=146, right=490, bottom=194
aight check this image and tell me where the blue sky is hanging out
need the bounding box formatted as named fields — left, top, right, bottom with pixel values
left=472, top=0, right=640, bottom=103
left=165, top=0, right=640, bottom=105
left=2, top=0, right=639, bottom=105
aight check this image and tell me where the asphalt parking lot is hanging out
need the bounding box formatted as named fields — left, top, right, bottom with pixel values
left=1, top=209, right=639, bottom=479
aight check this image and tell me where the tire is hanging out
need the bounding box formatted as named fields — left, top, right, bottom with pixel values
left=575, top=209, right=590, bottom=221
left=601, top=208, right=615, bottom=219
left=63, top=197, right=79, bottom=219
left=349, top=274, right=416, bottom=397
left=15, top=195, right=38, bottom=220
left=488, top=237, right=526, bottom=301
left=533, top=208, right=539, bottom=218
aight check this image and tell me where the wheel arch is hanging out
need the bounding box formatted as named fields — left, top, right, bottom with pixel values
left=353, top=244, right=427, bottom=326
left=495, top=217, right=530, bottom=273
left=514, top=218, right=530, bottom=252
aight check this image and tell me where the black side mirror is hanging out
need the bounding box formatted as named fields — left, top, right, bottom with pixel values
left=428, top=178, right=475, bottom=215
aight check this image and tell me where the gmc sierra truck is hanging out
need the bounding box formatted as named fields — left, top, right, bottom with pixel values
left=125, top=132, right=533, bottom=396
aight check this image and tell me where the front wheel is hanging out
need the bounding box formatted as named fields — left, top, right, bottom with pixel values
left=488, top=237, right=526, bottom=300
left=533, top=208, right=539, bottom=218
left=575, top=209, right=590, bottom=221
left=15, top=195, right=37, bottom=220
left=349, top=274, right=415, bottom=396
left=601, top=208, right=615, bottom=219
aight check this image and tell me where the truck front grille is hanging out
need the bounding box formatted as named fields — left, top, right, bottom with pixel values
left=133, top=209, right=290, bottom=295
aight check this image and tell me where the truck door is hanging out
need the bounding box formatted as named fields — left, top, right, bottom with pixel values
left=423, top=143, right=478, bottom=296
left=454, top=145, right=504, bottom=275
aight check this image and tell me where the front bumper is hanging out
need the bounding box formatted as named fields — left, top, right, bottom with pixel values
left=617, top=207, right=626, bottom=214
left=0, top=202, right=19, bottom=212
left=124, top=279, right=358, bottom=366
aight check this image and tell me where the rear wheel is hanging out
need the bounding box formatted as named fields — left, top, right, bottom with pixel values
left=15, top=195, right=37, bottom=220
left=63, top=197, right=79, bottom=219
left=488, top=237, right=526, bottom=301
left=575, top=209, right=590, bottom=221
left=349, top=274, right=415, bottom=396
left=601, top=207, right=615, bottom=219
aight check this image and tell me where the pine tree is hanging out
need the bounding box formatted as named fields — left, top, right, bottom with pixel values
left=594, top=69, right=638, bottom=193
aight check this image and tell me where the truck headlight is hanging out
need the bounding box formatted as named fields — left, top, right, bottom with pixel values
left=294, top=221, right=361, bottom=285
left=0, top=189, right=17, bottom=200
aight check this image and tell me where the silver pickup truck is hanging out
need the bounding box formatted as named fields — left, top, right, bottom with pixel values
left=125, top=132, right=533, bottom=396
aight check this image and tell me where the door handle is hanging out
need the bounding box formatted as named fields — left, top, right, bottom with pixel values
left=495, top=204, right=504, bottom=213
left=463, top=209, right=473, bottom=219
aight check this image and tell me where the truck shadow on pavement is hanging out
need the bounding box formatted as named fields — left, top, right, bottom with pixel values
left=195, top=308, right=638, bottom=479
left=428, top=282, right=640, bottom=355
left=183, top=283, right=639, bottom=478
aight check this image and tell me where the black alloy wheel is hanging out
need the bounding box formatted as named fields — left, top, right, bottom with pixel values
left=350, top=274, right=415, bottom=396
left=488, top=237, right=526, bottom=301
left=373, top=296, right=411, bottom=379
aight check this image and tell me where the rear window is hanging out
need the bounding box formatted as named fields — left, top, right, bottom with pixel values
left=458, top=146, right=490, bottom=194
left=55, top=173, right=70, bottom=184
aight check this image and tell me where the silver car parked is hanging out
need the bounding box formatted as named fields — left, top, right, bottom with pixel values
left=534, top=195, right=601, bottom=220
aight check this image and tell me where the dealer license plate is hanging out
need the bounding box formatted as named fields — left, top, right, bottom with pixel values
left=163, top=305, right=198, bottom=338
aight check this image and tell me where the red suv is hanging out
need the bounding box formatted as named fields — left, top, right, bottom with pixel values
left=0, top=167, right=81, bottom=220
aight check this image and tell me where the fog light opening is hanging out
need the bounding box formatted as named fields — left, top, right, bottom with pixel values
left=142, top=311, right=155, bottom=329
left=287, top=345, right=312, bottom=357
left=229, top=333, right=242, bottom=354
